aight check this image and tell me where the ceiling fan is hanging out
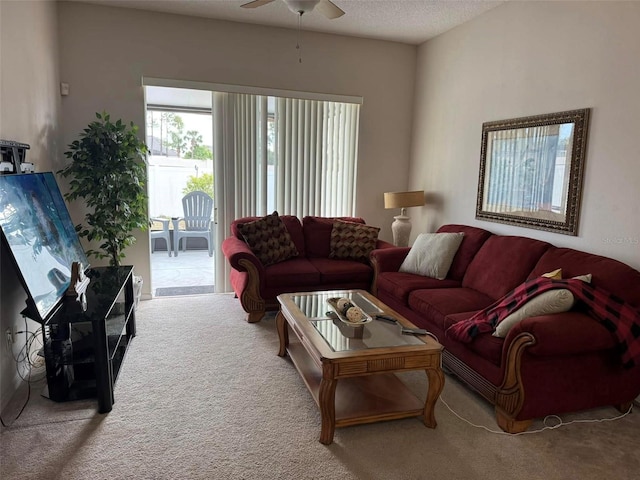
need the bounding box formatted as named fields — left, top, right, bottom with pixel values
left=241, top=0, right=345, bottom=19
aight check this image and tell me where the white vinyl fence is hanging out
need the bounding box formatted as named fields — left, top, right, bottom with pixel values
left=148, top=156, right=214, bottom=218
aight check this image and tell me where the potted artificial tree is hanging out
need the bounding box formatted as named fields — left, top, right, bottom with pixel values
left=59, top=112, right=149, bottom=268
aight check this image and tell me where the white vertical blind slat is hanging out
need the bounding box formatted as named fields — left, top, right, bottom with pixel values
left=215, top=92, right=360, bottom=292
left=312, top=102, right=321, bottom=216
left=302, top=101, right=310, bottom=216
left=259, top=96, right=268, bottom=215
left=276, top=96, right=361, bottom=217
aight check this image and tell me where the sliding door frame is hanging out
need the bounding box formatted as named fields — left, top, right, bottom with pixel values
left=143, top=77, right=363, bottom=292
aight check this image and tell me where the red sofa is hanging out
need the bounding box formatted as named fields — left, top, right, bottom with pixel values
left=222, top=215, right=393, bottom=322
left=371, top=224, right=640, bottom=433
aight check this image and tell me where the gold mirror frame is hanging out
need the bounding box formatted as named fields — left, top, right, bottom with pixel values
left=476, top=108, right=590, bottom=236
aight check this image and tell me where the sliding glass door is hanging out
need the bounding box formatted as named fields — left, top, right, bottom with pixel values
left=212, top=92, right=361, bottom=291
left=144, top=78, right=362, bottom=294
left=145, top=87, right=216, bottom=297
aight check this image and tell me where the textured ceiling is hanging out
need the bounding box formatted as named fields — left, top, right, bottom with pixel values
left=75, top=0, right=505, bottom=45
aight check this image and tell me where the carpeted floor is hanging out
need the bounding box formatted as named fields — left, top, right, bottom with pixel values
left=1, top=293, right=639, bottom=480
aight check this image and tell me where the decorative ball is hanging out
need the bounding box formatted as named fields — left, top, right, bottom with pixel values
left=336, top=298, right=353, bottom=313
left=346, top=306, right=365, bottom=322
left=342, top=303, right=355, bottom=316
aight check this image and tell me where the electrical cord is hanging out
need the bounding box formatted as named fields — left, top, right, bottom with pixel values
left=426, top=332, right=634, bottom=435
left=0, top=317, right=44, bottom=428
left=423, top=331, right=439, bottom=343
left=12, top=326, right=45, bottom=381
left=439, top=393, right=633, bottom=436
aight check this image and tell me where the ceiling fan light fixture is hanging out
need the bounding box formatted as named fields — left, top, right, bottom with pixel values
left=241, top=0, right=344, bottom=19
left=285, top=0, right=320, bottom=15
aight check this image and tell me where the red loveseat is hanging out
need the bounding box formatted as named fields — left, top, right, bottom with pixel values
left=371, top=224, right=640, bottom=433
left=222, top=215, right=393, bottom=323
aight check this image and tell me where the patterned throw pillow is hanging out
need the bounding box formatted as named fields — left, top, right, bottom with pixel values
left=236, top=212, right=299, bottom=266
left=329, top=220, right=380, bottom=262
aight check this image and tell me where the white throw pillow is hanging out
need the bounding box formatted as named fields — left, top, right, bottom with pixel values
left=399, top=232, right=464, bottom=280
left=493, top=289, right=575, bottom=338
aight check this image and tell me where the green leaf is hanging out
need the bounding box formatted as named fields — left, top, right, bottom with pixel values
left=62, top=111, right=149, bottom=263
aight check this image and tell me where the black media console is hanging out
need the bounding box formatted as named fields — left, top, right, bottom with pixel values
left=43, top=266, right=136, bottom=413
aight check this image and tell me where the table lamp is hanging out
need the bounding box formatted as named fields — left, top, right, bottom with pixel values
left=384, top=190, right=425, bottom=247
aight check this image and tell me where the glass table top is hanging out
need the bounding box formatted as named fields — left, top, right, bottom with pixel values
left=289, top=291, right=425, bottom=352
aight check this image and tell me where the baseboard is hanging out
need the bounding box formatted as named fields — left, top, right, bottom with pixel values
left=1, top=329, right=23, bottom=414
left=0, top=365, right=24, bottom=418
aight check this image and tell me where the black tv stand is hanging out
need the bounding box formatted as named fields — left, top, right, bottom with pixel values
left=42, top=266, right=136, bottom=413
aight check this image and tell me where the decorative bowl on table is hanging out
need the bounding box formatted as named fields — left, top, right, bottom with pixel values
left=327, top=297, right=373, bottom=326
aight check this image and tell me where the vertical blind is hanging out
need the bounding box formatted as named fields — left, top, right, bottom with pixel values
left=484, top=125, right=562, bottom=214
left=214, top=92, right=361, bottom=292
left=276, top=98, right=359, bottom=217
left=231, top=93, right=268, bottom=216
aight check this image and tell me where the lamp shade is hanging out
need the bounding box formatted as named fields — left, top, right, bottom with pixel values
left=384, top=191, right=424, bottom=209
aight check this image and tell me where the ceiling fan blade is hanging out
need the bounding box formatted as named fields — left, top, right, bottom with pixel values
left=240, top=0, right=276, bottom=9
left=316, top=0, right=345, bottom=19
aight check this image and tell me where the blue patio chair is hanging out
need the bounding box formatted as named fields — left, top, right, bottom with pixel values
left=173, top=191, right=214, bottom=257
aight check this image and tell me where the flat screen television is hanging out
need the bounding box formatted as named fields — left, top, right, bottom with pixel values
left=0, top=172, right=89, bottom=323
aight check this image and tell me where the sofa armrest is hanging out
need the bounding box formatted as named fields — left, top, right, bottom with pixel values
left=505, top=311, right=617, bottom=358
left=370, top=246, right=411, bottom=273
left=375, top=239, right=396, bottom=250
left=221, top=236, right=266, bottom=277
left=369, top=246, right=411, bottom=296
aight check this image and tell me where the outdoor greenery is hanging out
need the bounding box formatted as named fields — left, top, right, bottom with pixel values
left=183, top=173, right=214, bottom=198
left=146, top=111, right=213, bottom=159
left=59, top=112, right=149, bottom=267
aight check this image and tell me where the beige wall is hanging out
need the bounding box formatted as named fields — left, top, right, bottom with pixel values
left=0, top=0, right=61, bottom=410
left=410, top=1, right=640, bottom=271
left=57, top=1, right=417, bottom=295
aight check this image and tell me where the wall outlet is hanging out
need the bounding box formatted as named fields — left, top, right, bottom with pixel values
left=5, top=328, right=12, bottom=349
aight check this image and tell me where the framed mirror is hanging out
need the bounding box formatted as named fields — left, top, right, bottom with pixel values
left=476, top=108, right=590, bottom=236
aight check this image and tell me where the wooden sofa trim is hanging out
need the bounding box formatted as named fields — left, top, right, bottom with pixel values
left=238, top=259, right=266, bottom=323
left=370, top=256, right=380, bottom=297
left=237, top=259, right=281, bottom=322
left=443, top=351, right=497, bottom=403
left=443, top=332, right=536, bottom=434
left=495, top=332, right=536, bottom=433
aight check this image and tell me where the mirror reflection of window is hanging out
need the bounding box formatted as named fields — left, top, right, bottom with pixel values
left=483, top=123, right=575, bottom=223
left=476, top=109, right=590, bottom=236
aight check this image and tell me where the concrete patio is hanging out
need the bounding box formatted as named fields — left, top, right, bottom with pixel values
left=150, top=248, right=215, bottom=297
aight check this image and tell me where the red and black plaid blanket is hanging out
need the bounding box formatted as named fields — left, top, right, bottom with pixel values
left=446, top=277, right=640, bottom=368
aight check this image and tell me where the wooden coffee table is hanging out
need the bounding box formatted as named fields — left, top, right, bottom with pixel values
left=276, top=289, right=444, bottom=445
